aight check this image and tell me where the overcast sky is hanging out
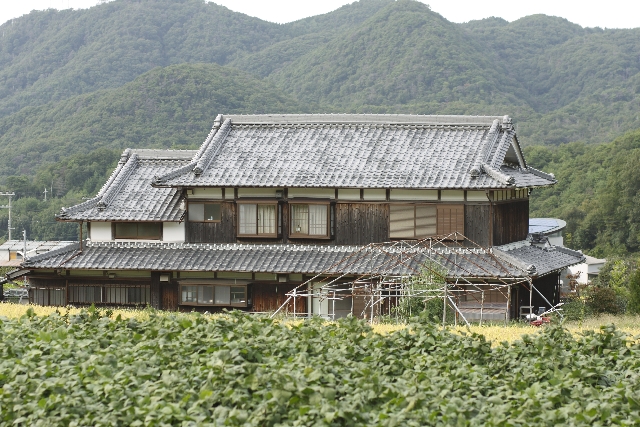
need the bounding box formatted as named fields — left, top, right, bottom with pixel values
left=1, top=0, right=639, bottom=29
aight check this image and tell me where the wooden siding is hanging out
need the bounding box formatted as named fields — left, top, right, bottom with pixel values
left=150, top=272, right=161, bottom=309
left=437, top=204, right=465, bottom=237
left=464, top=204, right=490, bottom=247
left=182, top=199, right=525, bottom=247
left=161, top=282, right=179, bottom=311
left=492, top=200, right=529, bottom=246
left=187, top=202, right=236, bottom=243
left=251, top=283, right=306, bottom=314
left=334, top=203, right=389, bottom=245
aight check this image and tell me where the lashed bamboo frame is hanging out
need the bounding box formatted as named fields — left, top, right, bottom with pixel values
left=271, top=233, right=558, bottom=326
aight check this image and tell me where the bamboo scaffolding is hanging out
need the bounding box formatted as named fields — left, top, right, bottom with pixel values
left=271, top=233, right=547, bottom=325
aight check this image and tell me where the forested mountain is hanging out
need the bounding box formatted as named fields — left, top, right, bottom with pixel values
left=0, top=0, right=639, bottom=250
left=0, top=63, right=302, bottom=176
left=527, top=129, right=640, bottom=257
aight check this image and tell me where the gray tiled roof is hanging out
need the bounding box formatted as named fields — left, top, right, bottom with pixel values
left=24, top=239, right=583, bottom=279
left=57, top=149, right=196, bottom=222
left=494, top=241, right=585, bottom=276
left=153, top=114, right=556, bottom=189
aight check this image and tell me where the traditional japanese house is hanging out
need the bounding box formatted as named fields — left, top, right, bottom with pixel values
left=5, top=114, right=584, bottom=320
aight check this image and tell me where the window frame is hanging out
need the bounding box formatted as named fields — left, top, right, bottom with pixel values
left=113, top=222, right=162, bottom=240
left=236, top=201, right=279, bottom=238
left=179, top=283, right=248, bottom=307
left=188, top=202, right=223, bottom=223
left=288, top=201, right=331, bottom=239
left=389, top=203, right=464, bottom=240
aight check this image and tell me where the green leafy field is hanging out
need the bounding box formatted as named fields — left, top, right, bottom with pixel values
left=1, top=310, right=639, bottom=426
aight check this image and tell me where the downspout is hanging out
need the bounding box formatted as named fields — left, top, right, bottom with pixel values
left=486, top=190, right=493, bottom=247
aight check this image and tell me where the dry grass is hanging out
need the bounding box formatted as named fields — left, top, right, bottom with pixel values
left=0, top=303, right=153, bottom=321
left=372, top=316, right=640, bottom=344
left=2, top=303, right=639, bottom=344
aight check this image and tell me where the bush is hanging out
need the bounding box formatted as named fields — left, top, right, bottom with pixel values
left=627, top=267, right=640, bottom=314
left=561, top=296, right=589, bottom=321
left=585, top=286, right=621, bottom=315
left=1, top=311, right=640, bottom=425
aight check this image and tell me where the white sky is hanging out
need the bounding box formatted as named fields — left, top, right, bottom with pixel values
left=1, top=0, right=638, bottom=29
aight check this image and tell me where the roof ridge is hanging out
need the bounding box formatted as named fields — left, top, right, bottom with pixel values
left=470, top=119, right=500, bottom=178
left=492, top=247, right=534, bottom=275
left=97, top=154, right=139, bottom=211
left=194, top=118, right=232, bottom=175
left=224, top=114, right=507, bottom=126
left=191, top=114, right=223, bottom=164
left=527, top=166, right=556, bottom=182
left=553, top=245, right=585, bottom=260
left=98, top=149, right=131, bottom=197
left=482, top=163, right=515, bottom=186
left=58, top=149, right=134, bottom=218
left=22, top=241, right=79, bottom=265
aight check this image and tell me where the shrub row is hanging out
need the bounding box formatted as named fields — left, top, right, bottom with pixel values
left=1, top=310, right=639, bottom=426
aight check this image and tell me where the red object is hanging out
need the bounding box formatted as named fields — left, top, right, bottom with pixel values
left=530, top=317, right=551, bottom=327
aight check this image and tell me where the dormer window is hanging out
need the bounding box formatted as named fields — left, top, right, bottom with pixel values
left=290, top=203, right=329, bottom=238
left=237, top=202, right=278, bottom=237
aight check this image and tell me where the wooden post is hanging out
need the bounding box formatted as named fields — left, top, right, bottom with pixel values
left=332, top=290, right=336, bottom=321
left=480, top=290, right=485, bottom=326
left=370, top=284, right=374, bottom=324
left=506, top=284, right=511, bottom=326
left=293, top=287, right=296, bottom=319
left=442, top=283, right=447, bottom=327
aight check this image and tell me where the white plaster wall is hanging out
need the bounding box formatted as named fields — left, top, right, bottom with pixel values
left=441, top=190, right=465, bottom=201
left=337, top=189, right=360, bottom=200
left=288, top=188, right=335, bottom=199
left=90, top=222, right=112, bottom=241
left=362, top=189, right=386, bottom=201
left=389, top=189, right=438, bottom=201
left=163, top=222, right=185, bottom=242
left=466, top=190, right=488, bottom=202
left=0, top=250, right=9, bottom=261
left=189, top=188, right=222, bottom=199
left=237, top=188, right=278, bottom=198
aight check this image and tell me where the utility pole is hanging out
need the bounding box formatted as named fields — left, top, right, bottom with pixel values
left=0, top=192, right=15, bottom=240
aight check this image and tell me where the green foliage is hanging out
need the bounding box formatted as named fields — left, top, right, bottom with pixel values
left=0, top=0, right=289, bottom=118
left=392, top=262, right=451, bottom=323
left=627, top=268, right=640, bottom=314
left=1, top=0, right=640, bottom=248
left=561, top=296, right=588, bottom=321
left=527, top=128, right=640, bottom=256
left=585, top=287, right=622, bottom=315
left=0, top=148, right=119, bottom=241
left=1, top=312, right=639, bottom=425
left=0, top=63, right=303, bottom=178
